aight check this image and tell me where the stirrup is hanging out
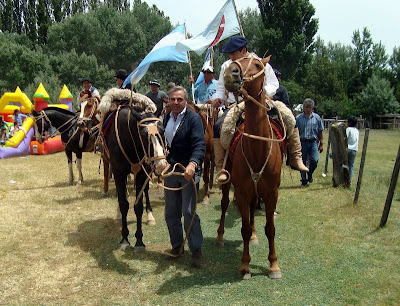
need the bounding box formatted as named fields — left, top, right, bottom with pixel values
left=216, top=169, right=230, bottom=185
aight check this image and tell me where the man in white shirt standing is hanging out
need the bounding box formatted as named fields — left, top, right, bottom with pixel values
left=346, top=116, right=359, bottom=183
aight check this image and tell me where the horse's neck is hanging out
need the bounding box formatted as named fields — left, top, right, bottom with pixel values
left=47, top=110, right=75, bottom=130
left=244, top=95, right=269, bottom=137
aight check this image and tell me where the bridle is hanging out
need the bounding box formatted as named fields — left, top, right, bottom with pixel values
left=34, top=110, right=78, bottom=144
left=114, top=105, right=167, bottom=175
left=78, top=98, right=100, bottom=127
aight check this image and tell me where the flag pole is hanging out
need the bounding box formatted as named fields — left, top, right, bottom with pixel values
left=232, top=0, right=245, bottom=37
left=184, top=22, right=196, bottom=102
left=210, top=47, right=214, bottom=67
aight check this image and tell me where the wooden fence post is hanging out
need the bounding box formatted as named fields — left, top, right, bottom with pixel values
left=330, top=122, right=350, bottom=187
left=379, top=144, right=400, bottom=227
left=353, top=128, right=370, bottom=204
left=322, top=126, right=331, bottom=177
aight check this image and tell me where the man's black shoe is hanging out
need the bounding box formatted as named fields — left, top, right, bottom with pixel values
left=191, top=248, right=202, bottom=268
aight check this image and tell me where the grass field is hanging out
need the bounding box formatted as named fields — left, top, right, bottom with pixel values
left=0, top=129, right=399, bottom=305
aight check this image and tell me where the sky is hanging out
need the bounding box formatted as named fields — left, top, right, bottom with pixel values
left=143, top=0, right=400, bottom=54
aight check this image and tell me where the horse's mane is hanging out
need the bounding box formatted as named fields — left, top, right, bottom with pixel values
left=43, top=107, right=75, bottom=116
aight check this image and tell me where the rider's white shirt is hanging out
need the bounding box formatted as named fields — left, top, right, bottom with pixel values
left=212, top=54, right=279, bottom=105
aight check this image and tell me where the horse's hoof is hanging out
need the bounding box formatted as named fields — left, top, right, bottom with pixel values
left=76, top=181, right=82, bottom=186
left=268, top=270, right=282, bottom=279
left=67, top=181, right=73, bottom=186
left=239, top=270, right=251, bottom=280
left=249, top=238, right=259, bottom=246
left=101, top=192, right=108, bottom=198
left=214, top=239, right=224, bottom=247
left=201, top=199, right=210, bottom=205
left=133, top=246, right=146, bottom=253
left=118, top=242, right=130, bottom=251
left=147, top=220, right=156, bottom=226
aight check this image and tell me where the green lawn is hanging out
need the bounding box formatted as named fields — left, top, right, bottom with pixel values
left=0, top=129, right=399, bottom=305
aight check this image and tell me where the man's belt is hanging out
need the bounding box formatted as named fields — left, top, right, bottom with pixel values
left=301, top=138, right=316, bottom=142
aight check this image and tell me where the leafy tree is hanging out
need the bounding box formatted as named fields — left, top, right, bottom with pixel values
left=389, top=46, right=400, bottom=102
left=357, top=74, right=399, bottom=119
left=0, top=0, right=14, bottom=32
left=0, top=38, right=52, bottom=90
left=37, top=0, right=52, bottom=44
left=256, top=0, right=318, bottom=80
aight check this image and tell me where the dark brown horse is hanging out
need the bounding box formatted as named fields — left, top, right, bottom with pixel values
left=103, top=104, right=168, bottom=251
left=216, top=54, right=283, bottom=279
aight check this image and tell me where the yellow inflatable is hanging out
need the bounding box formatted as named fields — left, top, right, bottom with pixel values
left=4, top=117, right=35, bottom=148
left=0, top=87, right=33, bottom=113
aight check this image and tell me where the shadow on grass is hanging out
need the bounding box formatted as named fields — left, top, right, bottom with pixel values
left=66, top=217, right=138, bottom=275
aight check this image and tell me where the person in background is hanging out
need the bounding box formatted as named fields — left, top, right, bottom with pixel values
left=78, top=77, right=101, bottom=110
left=0, top=115, right=8, bottom=145
left=12, top=109, right=27, bottom=126
left=115, top=69, right=134, bottom=91
left=8, top=121, right=20, bottom=137
left=296, top=98, right=324, bottom=187
left=167, top=82, right=176, bottom=91
left=273, top=69, right=289, bottom=107
left=189, top=65, right=217, bottom=104
left=146, top=79, right=168, bottom=118
left=163, top=86, right=205, bottom=268
left=346, top=116, right=359, bottom=183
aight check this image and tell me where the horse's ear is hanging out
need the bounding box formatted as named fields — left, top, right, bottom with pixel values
left=262, top=55, right=271, bottom=65
left=31, top=110, right=39, bottom=117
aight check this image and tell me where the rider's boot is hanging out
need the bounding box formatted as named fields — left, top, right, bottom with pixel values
left=288, top=127, right=309, bottom=172
left=213, top=138, right=229, bottom=184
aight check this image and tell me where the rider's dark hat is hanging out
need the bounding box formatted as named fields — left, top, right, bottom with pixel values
left=222, top=36, right=248, bottom=53
left=80, top=77, right=93, bottom=83
left=149, top=79, right=161, bottom=87
left=115, top=69, right=128, bottom=80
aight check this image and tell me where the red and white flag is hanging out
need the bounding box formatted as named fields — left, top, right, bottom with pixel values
left=176, top=0, right=240, bottom=55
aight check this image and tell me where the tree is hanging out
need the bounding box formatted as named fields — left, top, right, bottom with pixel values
left=357, top=74, right=399, bottom=119
left=389, top=47, right=400, bottom=102
left=256, top=0, right=318, bottom=80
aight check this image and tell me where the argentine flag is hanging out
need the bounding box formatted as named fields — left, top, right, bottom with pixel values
left=123, top=24, right=188, bottom=87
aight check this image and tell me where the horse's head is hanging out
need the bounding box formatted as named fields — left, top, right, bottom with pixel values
left=224, top=53, right=270, bottom=98
left=78, top=97, right=100, bottom=131
left=32, top=109, right=51, bottom=144
left=133, top=111, right=169, bottom=176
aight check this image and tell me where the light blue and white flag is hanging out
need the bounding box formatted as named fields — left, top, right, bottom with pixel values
left=123, top=24, right=188, bottom=87
left=176, top=0, right=240, bottom=55
left=194, top=48, right=212, bottom=88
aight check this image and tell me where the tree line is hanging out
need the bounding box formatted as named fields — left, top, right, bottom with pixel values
left=0, top=0, right=399, bottom=120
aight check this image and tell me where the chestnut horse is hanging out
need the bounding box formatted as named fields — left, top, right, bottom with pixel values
left=216, top=54, right=283, bottom=279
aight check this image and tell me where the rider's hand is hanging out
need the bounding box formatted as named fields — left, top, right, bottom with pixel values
left=184, top=161, right=196, bottom=181
left=212, top=98, right=222, bottom=108
left=189, top=76, right=195, bottom=84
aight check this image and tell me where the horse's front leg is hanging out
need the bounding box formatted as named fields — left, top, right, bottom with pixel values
left=66, top=150, right=74, bottom=185
left=249, top=195, right=259, bottom=245
left=236, top=191, right=252, bottom=280
left=102, top=157, right=109, bottom=196
left=76, top=152, right=83, bottom=185
left=215, top=182, right=231, bottom=246
left=202, top=154, right=211, bottom=205
left=133, top=171, right=146, bottom=252
left=144, top=182, right=156, bottom=226
left=114, top=173, right=130, bottom=250
left=263, top=189, right=281, bottom=279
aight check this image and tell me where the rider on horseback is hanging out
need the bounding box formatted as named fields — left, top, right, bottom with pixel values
left=211, top=36, right=308, bottom=184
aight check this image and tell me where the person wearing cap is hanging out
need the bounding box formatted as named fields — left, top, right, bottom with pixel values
left=211, top=36, right=308, bottom=184
left=273, top=69, right=289, bottom=107
left=145, top=79, right=168, bottom=118
left=78, top=77, right=101, bottom=108
left=115, top=69, right=134, bottom=91
left=189, top=65, right=217, bottom=104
